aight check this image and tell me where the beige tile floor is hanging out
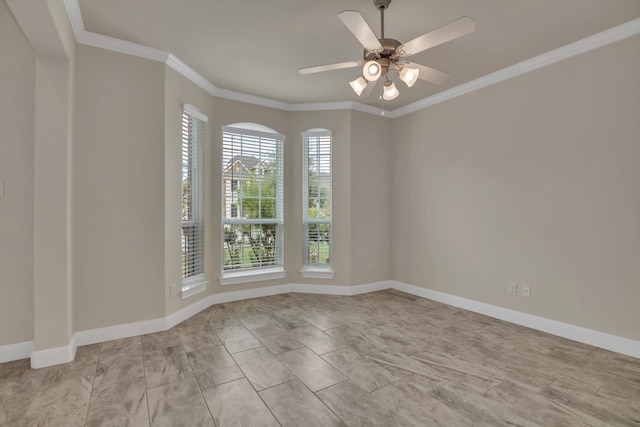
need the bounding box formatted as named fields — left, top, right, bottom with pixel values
left=1, top=289, right=639, bottom=426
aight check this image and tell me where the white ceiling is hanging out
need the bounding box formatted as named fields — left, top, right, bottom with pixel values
left=77, top=0, right=640, bottom=110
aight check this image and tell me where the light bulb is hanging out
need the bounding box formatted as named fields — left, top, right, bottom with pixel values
left=349, top=76, right=368, bottom=96
left=399, top=66, right=419, bottom=87
left=383, top=80, right=399, bottom=100
left=362, top=60, right=381, bottom=81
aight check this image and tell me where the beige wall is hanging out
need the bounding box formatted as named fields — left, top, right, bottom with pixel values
left=73, top=45, right=166, bottom=331
left=165, top=69, right=364, bottom=300
left=0, top=0, right=35, bottom=346
left=163, top=67, right=216, bottom=315
left=391, top=35, right=640, bottom=341
left=73, top=52, right=375, bottom=330
left=2, top=5, right=638, bottom=353
left=350, top=111, right=392, bottom=285
left=290, top=110, right=353, bottom=285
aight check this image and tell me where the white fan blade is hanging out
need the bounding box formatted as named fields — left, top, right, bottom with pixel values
left=407, top=62, right=450, bottom=85
left=298, top=61, right=362, bottom=75
left=398, top=16, right=476, bottom=57
left=338, top=10, right=383, bottom=52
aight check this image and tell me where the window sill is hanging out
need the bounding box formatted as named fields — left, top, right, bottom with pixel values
left=181, top=277, right=208, bottom=300
left=219, top=267, right=286, bottom=286
left=299, top=267, right=334, bottom=279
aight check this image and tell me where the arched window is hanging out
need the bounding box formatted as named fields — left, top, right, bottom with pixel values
left=220, top=123, right=285, bottom=284
left=301, top=128, right=333, bottom=278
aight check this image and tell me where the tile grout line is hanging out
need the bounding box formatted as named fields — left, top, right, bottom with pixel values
left=81, top=343, right=102, bottom=427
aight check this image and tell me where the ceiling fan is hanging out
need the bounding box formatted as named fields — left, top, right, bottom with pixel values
left=298, top=0, right=476, bottom=100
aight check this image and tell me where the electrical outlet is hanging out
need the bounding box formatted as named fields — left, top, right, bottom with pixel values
left=508, top=283, right=517, bottom=296
left=522, top=284, right=531, bottom=297
left=170, top=284, right=177, bottom=297
left=368, top=263, right=374, bottom=272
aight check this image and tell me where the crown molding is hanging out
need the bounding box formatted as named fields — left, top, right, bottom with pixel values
left=166, top=54, right=218, bottom=95
left=77, top=31, right=170, bottom=63
left=387, top=17, right=640, bottom=118
left=63, top=0, right=640, bottom=118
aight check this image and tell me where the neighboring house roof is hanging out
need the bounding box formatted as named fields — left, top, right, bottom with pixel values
left=224, top=155, right=270, bottom=178
left=225, top=155, right=260, bottom=171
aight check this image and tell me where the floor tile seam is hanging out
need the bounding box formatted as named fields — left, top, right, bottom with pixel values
left=143, top=343, right=198, bottom=390
left=534, top=385, right=614, bottom=426
left=230, top=346, right=294, bottom=392
left=536, top=378, right=561, bottom=397
left=245, top=375, right=285, bottom=427
left=312, top=377, right=349, bottom=395
left=80, top=344, right=103, bottom=427
left=318, top=350, right=363, bottom=388
left=197, top=373, right=246, bottom=392
left=184, top=343, right=227, bottom=356
left=315, top=378, right=412, bottom=427
left=192, top=373, right=220, bottom=427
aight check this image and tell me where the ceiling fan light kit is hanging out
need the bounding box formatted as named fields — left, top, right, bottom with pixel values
left=363, top=60, right=382, bottom=81
left=349, top=76, right=368, bottom=96
left=383, top=80, right=399, bottom=100
left=399, top=66, right=419, bottom=87
left=298, top=0, right=476, bottom=101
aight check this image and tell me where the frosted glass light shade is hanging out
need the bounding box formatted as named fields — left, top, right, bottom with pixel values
left=363, top=60, right=382, bottom=81
left=349, top=76, right=368, bottom=96
left=383, top=80, right=399, bottom=100
left=399, top=67, right=419, bottom=87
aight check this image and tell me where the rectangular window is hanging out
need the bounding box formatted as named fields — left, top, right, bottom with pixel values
left=181, top=105, right=207, bottom=298
left=221, top=125, right=284, bottom=283
left=302, top=130, right=333, bottom=278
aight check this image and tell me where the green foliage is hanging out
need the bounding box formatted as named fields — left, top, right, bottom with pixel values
left=307, top=169, right=330, bottom=219
left=224, top=164, right=279, bottom=270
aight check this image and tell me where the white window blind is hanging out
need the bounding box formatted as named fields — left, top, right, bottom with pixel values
left=181, top=108, right=205, bottom=288
left=302, top=130, right=332, bottom=268
left=222, top=125, right=284, bottom=273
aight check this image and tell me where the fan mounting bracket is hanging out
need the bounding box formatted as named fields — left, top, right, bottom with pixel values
left=373, top=0, right=392, bottom=11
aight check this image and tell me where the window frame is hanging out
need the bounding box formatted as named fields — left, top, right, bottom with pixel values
left=181, top=104, right=208, bottom=299
left=220, top=124, right=286, bottom=286
left=301, top=129, right=334, bottom=279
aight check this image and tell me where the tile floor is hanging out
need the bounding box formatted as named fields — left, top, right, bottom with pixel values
left=1, top=289, right=639, bottom=426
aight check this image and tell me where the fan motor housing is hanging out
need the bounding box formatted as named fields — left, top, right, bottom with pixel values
left=364, top=38, right=401, bottom=62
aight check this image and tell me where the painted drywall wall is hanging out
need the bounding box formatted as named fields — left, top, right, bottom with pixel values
left=350, top=111, right=392, bottom=285
left=390, top=35, right=640, bottom=340
left=163, top=66, right=216, bottom=315
left=290, top=110, right=353, bottom=285
left=0, top=0, right=35, bottom=346
left=73, top=45, right=166, bottom=331
left=164, top=65, right=296, bottom=307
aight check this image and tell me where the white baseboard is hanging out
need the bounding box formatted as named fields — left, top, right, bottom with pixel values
left=165, top=281, right=391, bottom=329
left=166, top=284, right=293, bottom=329
left=30, top=336, right=77, bottom=369
left=75, top=317, right=167, bottom=347
left=391, top=280, right=640, bottom=359
left=0, top=340, right=33, bottom=363
left=4, top=279, right=637, bottom=367
left=292, top=281, right=392, bottom=296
